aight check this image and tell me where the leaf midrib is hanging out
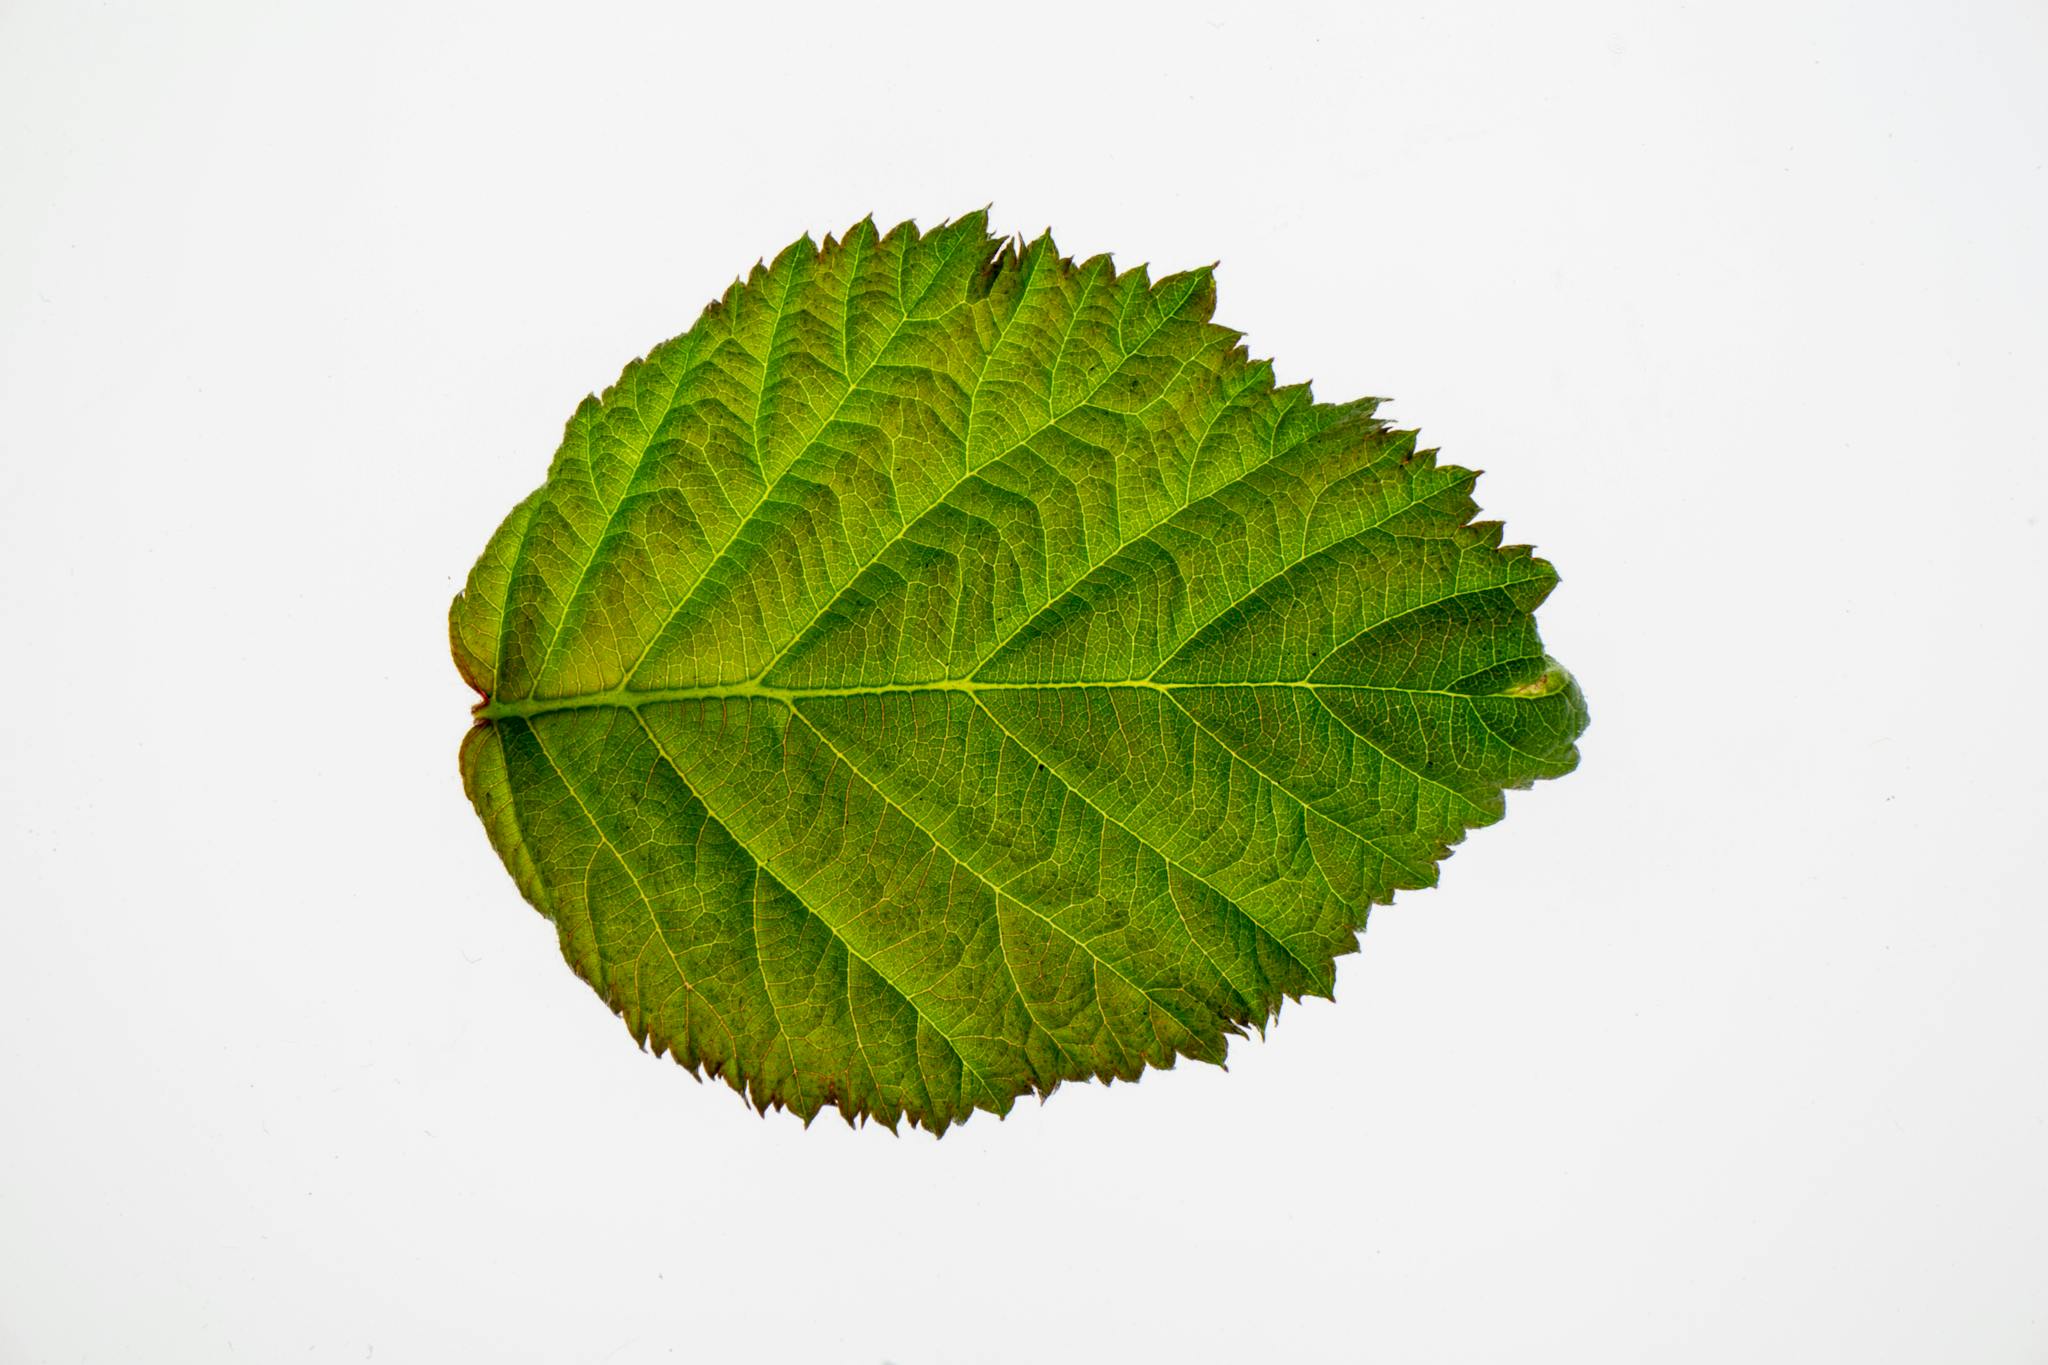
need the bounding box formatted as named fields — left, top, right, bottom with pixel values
left=473, top=674, right=1558, bottom=721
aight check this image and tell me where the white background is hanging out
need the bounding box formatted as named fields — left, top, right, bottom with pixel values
left=3, top=2, right=2044, bottom=1361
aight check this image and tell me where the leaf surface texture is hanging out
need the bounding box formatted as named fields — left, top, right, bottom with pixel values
left=452, top=213, right=1588, bottom=1132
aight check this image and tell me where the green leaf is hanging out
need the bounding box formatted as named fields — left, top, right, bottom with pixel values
left=451, top=211, right=1588, bottom=1133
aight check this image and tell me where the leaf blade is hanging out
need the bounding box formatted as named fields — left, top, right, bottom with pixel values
left=455, top=214, right=1589, bottom=1132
